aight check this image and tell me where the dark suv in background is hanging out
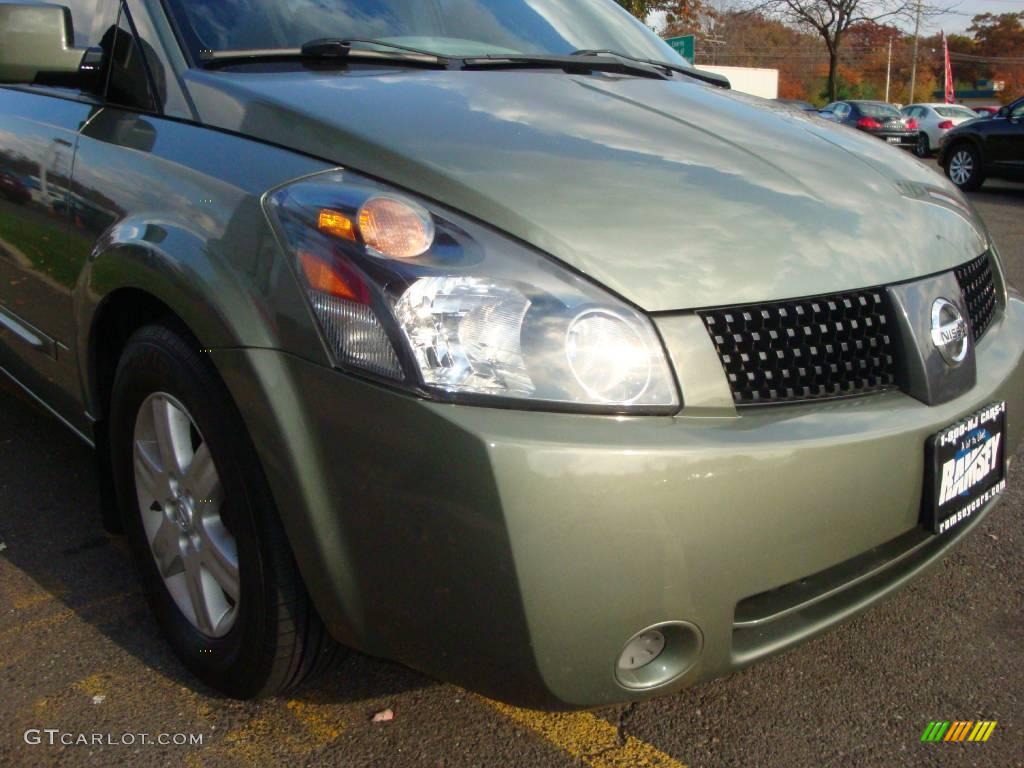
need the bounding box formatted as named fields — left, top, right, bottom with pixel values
left=940, top=96, right=1024, bottom=191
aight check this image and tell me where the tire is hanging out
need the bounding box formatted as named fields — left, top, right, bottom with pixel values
left=109, top=323, right=339, bottom=698
left=945, top=144, right=984, bottom=191
left=914, top=132, right=931, bottom=158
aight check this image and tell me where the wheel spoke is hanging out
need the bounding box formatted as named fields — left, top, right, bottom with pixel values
left=152, top=396, right=192, bottom=479
left=134, top=440, right=171, bottom=504
left=150, top=514, right=183, bottom=577
left=134, top=392, right=239, bottom=638
left=185, top=443, right=222, bottom=506
left=197, top=514, right=240, bottom=603
left=183, top=548, right=217, bottom=635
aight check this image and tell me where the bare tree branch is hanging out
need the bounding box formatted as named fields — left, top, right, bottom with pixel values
left=737, top=0, right=953, bottom=100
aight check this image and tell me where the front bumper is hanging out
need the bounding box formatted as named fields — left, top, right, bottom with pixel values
left=214, top=294, right=1024, bottom=709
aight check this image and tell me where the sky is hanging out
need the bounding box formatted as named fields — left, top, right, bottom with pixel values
left=932, top=0, right=1024, bottom=34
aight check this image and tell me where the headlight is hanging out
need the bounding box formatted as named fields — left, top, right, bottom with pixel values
left=264, top=170, right=679, bottom=413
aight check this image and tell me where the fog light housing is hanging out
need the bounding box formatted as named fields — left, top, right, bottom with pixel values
left=615, top=621, right=703, bottom=691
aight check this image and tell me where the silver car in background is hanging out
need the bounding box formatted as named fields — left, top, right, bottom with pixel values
left=902, top=103, right=981, bottom=158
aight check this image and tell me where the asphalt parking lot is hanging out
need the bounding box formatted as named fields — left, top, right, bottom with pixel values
left=2, top=167, right=1023, bottom=768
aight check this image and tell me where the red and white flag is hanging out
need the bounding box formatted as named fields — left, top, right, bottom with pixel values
left=943, top=32, right=955, bottom=103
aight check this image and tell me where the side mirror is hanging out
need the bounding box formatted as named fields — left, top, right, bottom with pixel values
left=0, top=4, right=86, bottom=85
left=997, top=106, right=1010, bottom=119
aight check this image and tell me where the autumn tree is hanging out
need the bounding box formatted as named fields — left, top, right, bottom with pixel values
left=615, top=0, right=707, bottom=31
left=739, top=0, right=943, bottom=101
left=967, top=12, right=1024, bottom=100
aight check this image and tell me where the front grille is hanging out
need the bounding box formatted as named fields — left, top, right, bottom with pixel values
left=699, top=290, right=897, bottom=405
left=955, top=253, right=997, bottom=343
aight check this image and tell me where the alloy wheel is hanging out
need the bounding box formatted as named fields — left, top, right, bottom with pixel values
left=133, top=393, right=239, bottom=637
left=915, top=133, right=929, bottom=158
left=949, top=150, right=974, bottom=186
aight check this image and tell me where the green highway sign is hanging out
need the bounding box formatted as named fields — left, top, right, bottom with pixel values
left=665, top=35, right=695, bottom=64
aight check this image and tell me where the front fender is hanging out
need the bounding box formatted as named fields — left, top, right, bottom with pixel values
left=76, top=208, right=329, bottom=417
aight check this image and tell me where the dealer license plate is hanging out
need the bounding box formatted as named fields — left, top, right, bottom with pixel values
left=924, top=402, right=1007, bottom=535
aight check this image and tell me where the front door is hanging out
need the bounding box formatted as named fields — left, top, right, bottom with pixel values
left=986, top=98, right=1024, bottom=178
left=0, top=0, right=118, bottom=428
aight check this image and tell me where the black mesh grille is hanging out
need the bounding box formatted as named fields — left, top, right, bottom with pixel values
left=955, top=253, right=997, bottom=343
left=699, top=290, right=897, bottom=406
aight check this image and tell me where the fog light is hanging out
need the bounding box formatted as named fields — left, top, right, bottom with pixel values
left=617, top=630, right=666, bottom=671
left=615, top=621, right=703, bottom=691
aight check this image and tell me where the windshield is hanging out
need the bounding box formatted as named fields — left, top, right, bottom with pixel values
left=935, top=106, right=978, bottom=119
left=164, top=0, right=690, bottom=67
left=858, top=103, right=901, bottom=119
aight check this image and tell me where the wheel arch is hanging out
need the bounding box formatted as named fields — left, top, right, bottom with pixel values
left=86, top=286, right=199, bottom=424
left=77, top=213, right=309, bottom=419
left=78, top=222, right=289, bottom=532
left=943, top=135, right=984, bottom=167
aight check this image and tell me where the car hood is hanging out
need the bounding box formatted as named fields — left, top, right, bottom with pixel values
left=187, top=69, right=988, bottom=311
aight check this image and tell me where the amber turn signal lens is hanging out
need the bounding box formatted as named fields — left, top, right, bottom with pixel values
left=298, top=250, right=365, bottom=302
left=358, top=196, right=434, bottom=259
left=317, top=209, right=357, bottom=241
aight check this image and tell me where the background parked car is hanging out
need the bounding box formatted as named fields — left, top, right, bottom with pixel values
left=776, top=99, right=818, bottom=113
left=974, top=106, right=1000, bottom=118
left=939, top=96, right=1024, bottom=190
left=901, top=103, right=981, bottom=157
left=820, top=100, right=917, bottom=150
left=0, top=170, right=30, bottom=205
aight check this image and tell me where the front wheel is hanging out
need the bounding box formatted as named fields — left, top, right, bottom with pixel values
left=914, top=132, right=931, bottom=158
left=946, top=144, right=984, bottom=191
left=109, top=323, right=339, bottom=698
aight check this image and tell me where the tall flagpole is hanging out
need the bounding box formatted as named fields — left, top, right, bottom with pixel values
left=943, top=31, right=955, bottom=103
left=909, top=0, right=923, bottom=102
left=885, top=37, right=893, bottom=102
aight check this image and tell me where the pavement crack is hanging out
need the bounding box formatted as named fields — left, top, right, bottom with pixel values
left=615, top=702, right=639, bottom=747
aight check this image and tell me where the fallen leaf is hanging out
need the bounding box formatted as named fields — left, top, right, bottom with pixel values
left=371, top=708, right=394, bottom=723
left=91, top=695, right=106, bottom=705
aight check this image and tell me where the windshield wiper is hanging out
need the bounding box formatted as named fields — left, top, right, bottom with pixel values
left=571, top=49, right=730, bottom=89
left=458, top=54, right=671, bottom=80
left=200, top=38, right=449, bottom=69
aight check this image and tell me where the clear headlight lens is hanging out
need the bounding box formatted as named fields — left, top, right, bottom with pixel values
left=264, top=170, right=679, bottom=413
left=394, top=277, right=534, bottom=397
left=566, top=309, right=654, bottom=403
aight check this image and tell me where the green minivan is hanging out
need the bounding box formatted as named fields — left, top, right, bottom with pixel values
left=1, top=0, right=1022, bottom=709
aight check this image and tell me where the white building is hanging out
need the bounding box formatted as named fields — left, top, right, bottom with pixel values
left=697, top=66, right=780, bottom=100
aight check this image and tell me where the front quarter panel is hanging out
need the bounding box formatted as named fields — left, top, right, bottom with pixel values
left=71, top=106, right=330, bottom=417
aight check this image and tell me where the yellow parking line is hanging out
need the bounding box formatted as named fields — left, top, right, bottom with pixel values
left=286, top=699, right=344, bottom=743
left=0, top=591, right=137, bottom=641
left=72, top=673, right=108, bottom=698
left=0, top=562, right=67, bottom=611
left=11, top=589, right=69, bottom=611
left=213, top=697, right=350, bottom=766
left=483, top=699, right=686, bottom=768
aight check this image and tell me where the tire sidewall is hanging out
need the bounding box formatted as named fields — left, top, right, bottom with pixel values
left=915, top=133, right=930, bottom=158
left=110, top=327, right=274, bottom=697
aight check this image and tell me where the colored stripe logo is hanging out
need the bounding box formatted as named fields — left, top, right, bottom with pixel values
left=921, top=721, right=996, bottom=742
